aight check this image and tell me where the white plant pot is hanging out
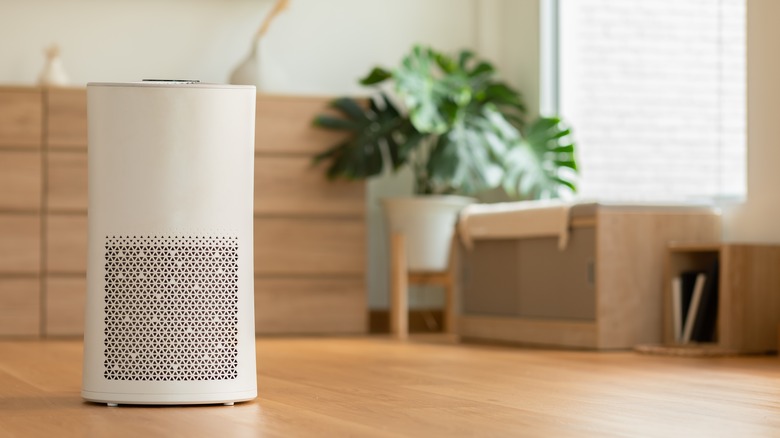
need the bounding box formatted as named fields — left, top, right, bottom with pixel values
left=382, top=196, right=474, bottom=272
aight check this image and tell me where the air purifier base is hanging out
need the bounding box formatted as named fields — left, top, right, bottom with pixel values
left=81, top=389, right=257, bottom=406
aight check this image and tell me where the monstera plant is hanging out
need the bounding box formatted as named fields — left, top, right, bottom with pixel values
left=313, top=45, right=578, bottom=271
left=313, top=45, right=577, bottom=199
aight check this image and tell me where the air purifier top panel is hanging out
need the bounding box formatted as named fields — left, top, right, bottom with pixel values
left=87, top=81, right=256, bottom=90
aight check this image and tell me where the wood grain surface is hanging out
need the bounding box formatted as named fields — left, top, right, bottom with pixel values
left=0, top=150, right=41, bottom=211
left=0, top=214, right=40, bottom=274
left=254, top=277, right=366, bottom=334
left=253, top=217, right=365, bottom=275
left=46, top=87, right=87, bottom=150
left=254, top=155, right=364, bottom=217
left=0, top=277, right=40, bottom=336
left=45, top=214, right=87, bottom=274
left=0, top=88, right=41, bottom=148
left=255, top=94, right=351, bottom=154
left=1, top=337, right=780, bottom=437
left=596, top=211, right=721, bottom=348
left=44, top=275, right=86, bottom=336
left=47, top=151, right=87, bottom=212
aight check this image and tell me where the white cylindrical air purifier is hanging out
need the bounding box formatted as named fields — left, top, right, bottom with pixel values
left=81, top=81, right=257, bottom=406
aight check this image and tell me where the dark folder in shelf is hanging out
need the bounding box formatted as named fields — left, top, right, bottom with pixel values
left=690, top=260, right=720, bottom=343
left=679, top=271, right=702, bottom=329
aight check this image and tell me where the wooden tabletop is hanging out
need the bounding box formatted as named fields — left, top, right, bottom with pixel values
left=1, top=336, right=779, bottom=437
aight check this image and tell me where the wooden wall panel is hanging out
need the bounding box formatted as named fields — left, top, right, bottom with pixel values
left=0, top=277, right=40, bottom=336
left=0, top=150, right=41, bottom=211
left=255, top=156, right=364, bottom=216
left=0, top=215, right=40, bottom=274
left=47, top=152, right=87, bottom=212
left=0, top=88, right=41, bottom=148
left=46, top=215, right=87, bottom=274
left=255, top=277, right=366, bottom=334
left=254, top=217, right=365, bottom=275
left=45, top=276, right=86, bottom=336
left=46, top=88, right=87, bottom=149
left=255, top=95, right=350, bottom=155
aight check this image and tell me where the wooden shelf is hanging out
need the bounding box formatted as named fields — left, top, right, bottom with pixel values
left=664, top=243, right=780, bottom=353
left=459, top=209, right=721, bottom=349
left=667, top=241, right=722, bottom=252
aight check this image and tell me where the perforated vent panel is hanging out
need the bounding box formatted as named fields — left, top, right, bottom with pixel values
left=103, top=236, right=239, bottom=381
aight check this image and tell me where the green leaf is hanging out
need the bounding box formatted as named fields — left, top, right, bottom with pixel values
left=554, top=159, right=578, bottom=169
left=457, top=49, right=475, bottom=69
left=434, top=51, right=458, bottom=74
left=313, top=115, right=357, bottom=130
left=393, top=46, right=451, bottom=134
left=553, top=144, right=575, bottom=153
left=503, top=116, right=579, bottom=199
left=360, top=67, right=393, bottom=86
left=469, top=62, right=495, bottom=77
left=312, top=45, right=577, bottom=199
left=310, top=94, right=422, bottom=181
left=329, top=97, right=368, bottom=121
left=425, top=110, right=519, bottom=195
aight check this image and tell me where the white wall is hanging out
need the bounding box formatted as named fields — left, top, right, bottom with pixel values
left=723, top=0, right=780, bottom=242
left=0, top=0, right=475, bottom=93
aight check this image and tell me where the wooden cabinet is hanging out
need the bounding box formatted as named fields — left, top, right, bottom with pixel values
left=253, top=95, right=366, bottom=334
left=664, top=243, right=780, bottom=353
left=42, top=88, right=89, bottom=338
left=459, top=207, right=722, bottom=350
left=0, top=87, right=42, bottom=336
left=0, top=87, right=367, bottom=337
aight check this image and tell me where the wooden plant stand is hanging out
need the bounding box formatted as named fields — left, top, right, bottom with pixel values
left=389, top=232, right=459, bottom=339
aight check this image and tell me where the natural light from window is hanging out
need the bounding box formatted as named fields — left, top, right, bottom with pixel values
left=558, top=0, right=746, bottom=202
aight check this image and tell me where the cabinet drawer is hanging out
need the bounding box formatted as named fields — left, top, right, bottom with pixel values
left=46, top=214, right=87, bottom=273
left=255, top=156, right=364, bottom=216
left=254, top=217, right=365, bottom=275
left=0, top=89, right=42, bottom=148
left=45, top=275, right=86, bottom=336
left=255, top=277, right=366, bottom=334
left=256, top=95, right=351, bottom=154
left=0, top=214, right=40, bottom=274
left=0, top=277, right=40, bottom=336
left=47, top=88, right=87, bottom=149
left=0, top=150, right=41, bottom=211
left=47, top=152, right=87, bottom=212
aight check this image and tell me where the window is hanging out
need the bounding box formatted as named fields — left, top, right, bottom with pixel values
left=557, top=0, right=746, bottom=202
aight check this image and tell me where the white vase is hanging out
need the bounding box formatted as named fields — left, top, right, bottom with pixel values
left=382, top=195, right=474, bottom=272
left=38, top=50, right=69, bottom=86
left=229, top=41, right=262, bottom=88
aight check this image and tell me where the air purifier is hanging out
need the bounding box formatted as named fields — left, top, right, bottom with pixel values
left=81, top=81, right=257, bottom=406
